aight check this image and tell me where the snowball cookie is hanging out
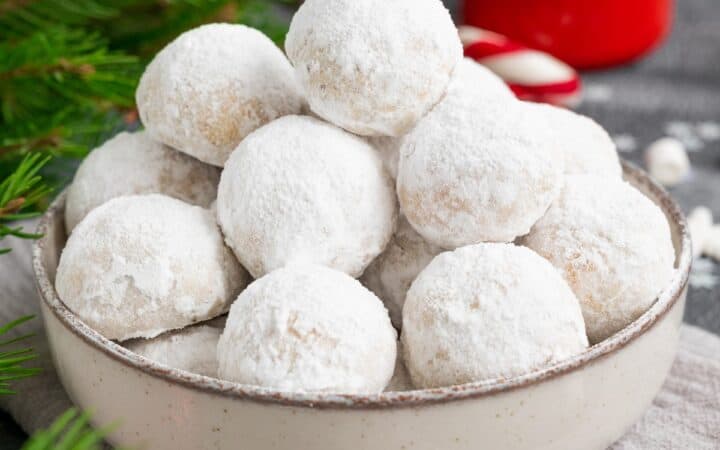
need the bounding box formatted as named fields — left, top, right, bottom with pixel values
left=137, top=24, right=304, bottom=167
left=125, top=325, right=221, bottom=377
left=522, top=175, right=675, bottom=343
left=402, top=243, right=588, bottom=389
left=64, top=131, right=219, bottom=232
left=56, top=194, right=250, bottom=341
left=217, top=115, right=397, bottom=278
left=285, top=0, right=462, bottom=137
left=217, top=264, right=397, bottom=393
left=366, top=58, right=514, bottom=181
left=361, top=216, right=443, bottom=328
left=524, top=102, right=621, bottom=178
left=397, top=93, right=563, bottom=248
left=453, top=57, right=515, bottom=100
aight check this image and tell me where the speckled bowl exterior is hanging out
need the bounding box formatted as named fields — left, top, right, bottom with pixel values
left=34, top=162, right=690, bottom=450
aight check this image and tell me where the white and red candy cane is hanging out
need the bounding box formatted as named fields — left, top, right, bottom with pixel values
left=459, top=26, right=582, bottom=107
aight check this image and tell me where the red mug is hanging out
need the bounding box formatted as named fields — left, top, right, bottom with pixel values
left=463, top=0, right=673, bottom=69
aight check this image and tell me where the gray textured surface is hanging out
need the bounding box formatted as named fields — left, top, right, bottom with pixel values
left=1, top=0, right=718, bottom=447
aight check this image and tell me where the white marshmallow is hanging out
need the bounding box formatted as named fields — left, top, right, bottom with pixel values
left=645, top=137, right=690, bottom=187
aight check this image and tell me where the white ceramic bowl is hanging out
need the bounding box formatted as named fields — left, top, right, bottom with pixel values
left=34, top=162, right=690, bottom=450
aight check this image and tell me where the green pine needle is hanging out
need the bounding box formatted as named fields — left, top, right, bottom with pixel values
left=0, top=315, right=39, bottom=395
left=21, top=408, right=116, bottom=450
left=0, top=153, right=52, bottom=253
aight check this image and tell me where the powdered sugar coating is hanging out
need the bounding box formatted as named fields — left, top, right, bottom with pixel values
left=56, top=194, right=249, bottom=341
left=402, top=243, right=588, bottom=389
left=125, top=325, right=221, bottom=377
left=217, top=264, right=397, bottom=393
left=397, top=91, right=563, bottom=248
left=452, top=57, right=515, bottom=100
left=367, top=59, right=514, bottom=181
left=285, top=0, right=462, bottom=136
left=522, top=175, right=675, bottom=343
left=65, top=131, right=219, bottom=232
left=217, top=115, right=397, bottom=278
left=137, top=24, right=305, bottom=167
left=361, top=216, right=443, bottom=328
left=524, top=102, right=621, bottom=178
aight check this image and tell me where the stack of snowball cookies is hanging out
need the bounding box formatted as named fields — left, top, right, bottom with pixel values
left=55, top=0, right=676, bottom=393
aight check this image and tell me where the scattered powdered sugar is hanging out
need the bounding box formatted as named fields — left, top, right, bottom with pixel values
left=697, top=121, right=720, bottom=141
left=217, top=115, right=397, bottom=278
left=402, top=243, right=588, bottom=389
left=397, top=93, right=563, bottom=248
left=217, top=264, right=397, bottom=393
left=361, top=216, right=443, bottom=328
left=125, top=325, right=222, bottom=377
left=522, top=175, right=675, bottom=344
left=663, top=120, right=720, bottom=152
left=665, top=121, right=694, bottom=139
left=689, top=257, right=719, bottom=290
left=65, top=130, right=219, bottom=232
left=583, top=83, right=614, bottom=103
left=285, top=0, right=461, bottom=137
left=56, top=194, right=250, bottom=341
left=137, top=24, right=305, bottom=167
left=613, top=134, right=638, bottom=153
left=524, top=102, right=621, bottom=178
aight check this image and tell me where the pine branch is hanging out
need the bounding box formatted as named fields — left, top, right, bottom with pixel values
left=0, top=0, right=122, bottom=40
left=0, top=27, right=139, bottom=124
left=21, top=408, right=115, bottom=450
left=0, top=315, right=39, bottom=395
left=0, top=153, right=52, bottom=253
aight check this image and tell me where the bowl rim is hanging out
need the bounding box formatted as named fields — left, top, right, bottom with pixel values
left=33, top=161, right=691, bottom=410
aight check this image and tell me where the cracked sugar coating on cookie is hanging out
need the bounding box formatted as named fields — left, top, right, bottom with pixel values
left=367, top=58, right=515, bottom=181
left=522, top=175, right=675, bottom=344
left=217, top=264, right=397, bottom=393
left=137, top=24, right=305, bottom=167
left=524, top=102, right=621, bottom=178
left=402, top=243, right=588, bottom=389
left=361, top=216, right=443, bottom=328
left=285, top=0, right=462, bottom=137
left=56, top=194, right=250, bottom=341
left=397, top=90, right=563, bottom=248
left=217, top=115, right=397, bottom=278
left=65, top=131, right=219, bottom=232
left=125, top=325, right=221, bottom=377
